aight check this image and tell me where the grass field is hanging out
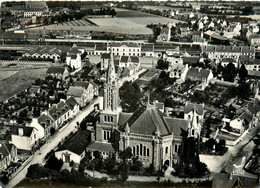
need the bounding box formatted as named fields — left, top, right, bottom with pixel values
left=0, top=68, right=47, bottom=102
left=27, top=8, right=182, bottom=35
left=0, top=71, right=18, bottom=81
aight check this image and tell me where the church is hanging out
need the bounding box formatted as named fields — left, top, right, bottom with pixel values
left=87, top=53, right=204, bottom=170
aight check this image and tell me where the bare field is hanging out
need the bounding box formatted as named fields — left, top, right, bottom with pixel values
left=0, top=71, right=18, bottom=81
left=27, top=8, right=182, bottom=35
left=0, top=68, right=47, bottom=102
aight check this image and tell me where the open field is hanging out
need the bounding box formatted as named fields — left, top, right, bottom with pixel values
left=0, top=68, right=47, bottom=102
left=0, top=71, right=18, bottom=81
left=27, top=8, right=182, bottom=35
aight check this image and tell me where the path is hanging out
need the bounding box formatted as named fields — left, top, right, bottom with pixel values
left=6, top=98, right=100, bottom=188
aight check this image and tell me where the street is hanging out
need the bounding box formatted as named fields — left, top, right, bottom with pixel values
left=200, top=123, right=260, bottom=173
left=6, top=98, right=100, bottom=188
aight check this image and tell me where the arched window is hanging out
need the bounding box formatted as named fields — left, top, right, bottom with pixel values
left=137, top=145, right=139, bottom=155
left=140, top=144, right=143, bottom=156
left=133, top=147, right=135, bottom=155
left=165, top=147, right=168, bottom=154
left=111, top=116, right=113, bottom=123
left=147, top=148, right=150, bottom=157
left=143, top=146, right=146, bottom=156
left=192, top=129, right=195, bottom=136
left=103, top=130, right=106, bottom=140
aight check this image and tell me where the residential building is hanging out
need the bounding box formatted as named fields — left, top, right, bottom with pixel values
left=66, top=47, right=82, bottom=69
left=10, top=126, right=39, bottom=151
left=55, top=130, right=90, bottom=164
left=119, top=56, right=140, bottom=70
left=0, top=142, right=17, bottom=173
left=157, top=26, right=171, bottom=42
left=67, top=81, right=96, bottom=108
left=87, top=54, right=204, bottom=171
left=186, top=67, right=214, bottom=89
left=46, top=67, right=69, bottom=80
left=28, top=97, right=79, bottom=139
left=249, top=35, right=260, bottom=46
left=168, top=63, right=189, bottom=82
left=141, top=44, right=154, bottom=57
left=101, top=53, right=110, bottom=71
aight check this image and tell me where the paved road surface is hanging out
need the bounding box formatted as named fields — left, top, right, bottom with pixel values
left=7, top=98, right=100, bottom=188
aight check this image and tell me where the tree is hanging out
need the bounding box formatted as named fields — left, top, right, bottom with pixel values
left=130, top=156, right=143, bottom=172
left=156, top=59, right=169, bottom=70
left=119, top=147, right=133, bottom=162
left=119, top=81, right=141, bottom=112
left=238, top=64, right=248, bottom=82
left=44, top=153, right=63, bottom=171
left=26, top=164, right=48, bottom=179
left=118, top=161, right=129, bottom=182
left=222, top=62, right=237, bottom=82
left=104, top=155, right=117, bottom=175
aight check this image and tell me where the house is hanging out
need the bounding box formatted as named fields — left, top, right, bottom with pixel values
left=119, top=56, right=140, bottom=70
left=186, top=67, right=214, bottom=89
left=249, top=34, right=260, bottom=46
left=221, top=58, right=238, bottom=68
left=101, top=53, right=110, bottom=70
left=46, top=67, right=69, bottom=80
left=87, top=53, right=204, bottom=171
left=0, top=142, right=17, bottom=173
left=67, top=86, right=88, bottom=108
left=73, top=81, right=97, bottom=101
left=55, top=130, right=90, bottom=164
left=66, top=47, right=82, bottom=69
left=28, top=97, right=79, bottom=139
left=168, top=63, right=189, bottom=82
left=10, top=126, right=39, bottom=151
left=157, top=26, right=171, bottom=42
left=47, top=99, right=72, bottom=130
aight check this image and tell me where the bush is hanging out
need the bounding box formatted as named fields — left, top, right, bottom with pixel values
left=26, top=164, right=49, bottom=180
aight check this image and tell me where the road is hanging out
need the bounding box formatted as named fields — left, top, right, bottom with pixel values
left=200, top=123, right=260, bottom=173
left=6, top=98, right=100, bottom=188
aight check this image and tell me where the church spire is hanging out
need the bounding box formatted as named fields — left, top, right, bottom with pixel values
left=107, top=51, right=117, bottom=84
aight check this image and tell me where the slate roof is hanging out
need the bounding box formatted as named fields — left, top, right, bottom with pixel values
left=110, top=43, right=140, bottom=48
left=248, top=70, right=260, bottom=77
left=125, top=105, right=170, bottom=136
left=118, top=112, right=133, bottom=128
left=87, top=141, right=115, bottom=152
left=66, top=97, right=79, bottom=108
left=120, top=56, right=129, bottom=63
left=101, top=53, right=110, bottom=59
left=67, top=86, right=85, bottom=98
left=184, top=103, right=204, bottom=115
left=130, top=56, right=139, bottom=63
left=27, top=46, right=63, bottom=56
left=163, top=117, right=189, bottom=136
left=0, top=142, right=15, bottom=159
left=11, top=126, right=34, bottom=137
left=186, top=67, right=211, bottom=80
left=38, top=114, right=53, bottom=128
left=95, top=44, right=107, bottom=51
left=73, top=81, right=90, bottom=89
left=202, top=45, right=254, bottom=53
left=46, top=67, right=66, bottom=75
left=141, top=44, right=154, bottom=52
left=212, top=172, right=258, bottom=188
left=183, top=57, right=200, bottom=64
left=56, top=130, right=90, bottom=155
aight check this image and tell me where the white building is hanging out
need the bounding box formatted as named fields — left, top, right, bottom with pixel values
left=10, top=126, right=39, bottom=151
left=108, top=43, right=141, bottom=57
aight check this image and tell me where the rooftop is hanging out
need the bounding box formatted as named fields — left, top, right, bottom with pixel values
left=56, top=130, right=90, bottom=155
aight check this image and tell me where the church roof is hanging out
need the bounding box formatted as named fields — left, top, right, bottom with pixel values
left=184, top=103, right=204, bottom=115
left=163, top=117, right=189, bottom=136
left=87, top=141, right=115, bottom=153
left=125, top=105, right=170, bottom=136
left=118, top=112, right=133, bottom=128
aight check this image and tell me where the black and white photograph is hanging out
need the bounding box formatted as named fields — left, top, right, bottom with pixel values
left=0, top=0, right=260, bottom=187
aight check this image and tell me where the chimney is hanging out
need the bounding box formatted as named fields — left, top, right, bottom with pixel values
left=18, top=128, right=24, bottom=136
